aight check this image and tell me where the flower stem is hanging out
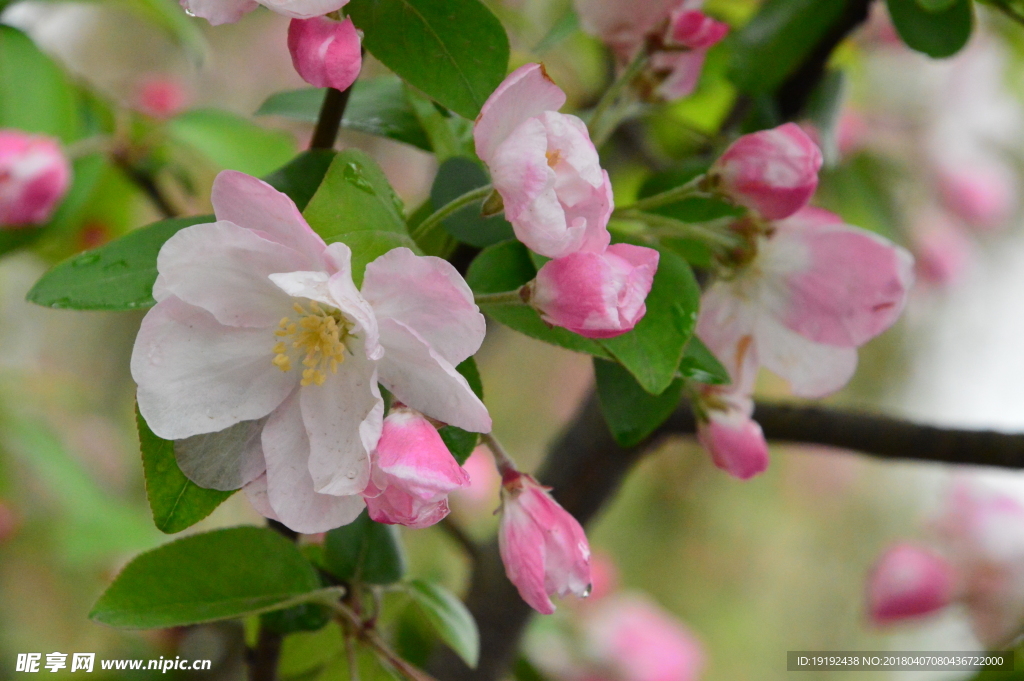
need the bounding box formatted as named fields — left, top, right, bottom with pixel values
left=410, top=184, right=493, bottom=241
left=614, top=175, right=709, bottom=214
left=481, top=432, right=518, bottom=477
left=621, top=210, right=741, bottom=249
left=588, top=49, right=650, bottom=148
left=474, top=289, right=526, bottom=306
left=310, top=83, right=355, bottom=150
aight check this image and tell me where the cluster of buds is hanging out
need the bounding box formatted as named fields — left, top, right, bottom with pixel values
left=474, top=64, right=660, bottom=339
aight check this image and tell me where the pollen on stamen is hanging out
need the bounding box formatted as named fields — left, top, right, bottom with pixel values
left=274, top=300, right=352, bottom=385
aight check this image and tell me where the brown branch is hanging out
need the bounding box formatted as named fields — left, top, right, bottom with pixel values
left=310, top=85, right=354, bottom=150
left=427, top=394, right=1024, bottom=681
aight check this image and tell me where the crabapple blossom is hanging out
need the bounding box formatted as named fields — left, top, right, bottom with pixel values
left=474, top=63, right=613, bottom=258
left=498, top=470, right=591, bottom=614
left=650, top=8, right=728, bottom=100
left=529, top=244, right=659, bottom=339
left=867, top=543, right=956, bottom=625
left=132, top=170, right=489, bottom=533
left=0, top=130, right=71, bottom=228
left=696, top=207, right=913, bottom=399
left=707, top=123, right=823, bottom=220
left=362, top=407, right=470, bottom=529
left=288, top=16, right=362, bottom=92
left=179, top=0, right=347, bottom=26
left=583, top=594, right=706, bottom=681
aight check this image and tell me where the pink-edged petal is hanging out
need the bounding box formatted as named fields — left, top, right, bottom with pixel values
left=474, top=63, right=567, bottom=165
left=695, top=284, right=757, bottom=385
left=774, top=223, right=914, bottom=347
left=263, top=391, right=366, bottom=533
left=652, top=49, right=707, bottom=101
left=179, top=0, right=257, bottom=25
left=158, top=220, right=306, bottom=327
left=499, top=499, right=557, bottom=614
left=132, top=297, right=296, bottom=440
left=375, top=409, right=470, bottom=498
left=697, top=408, right=769, bottom=480
left=326, top=243, right=382, bottom=360
left=361, top=248, right=485, bottom=366
left=259, top=0, right=350, bottom=19
left=377, top=318, right=491, bottom=433
left=210, top=171, right=324, bottom=267
left=244, top=472, right=279, bottom=521
left=299, top=341, right=381, bottom=497
left=175, top=417, right=268, bottom=491
left=755, top=317, right=858, bottom=398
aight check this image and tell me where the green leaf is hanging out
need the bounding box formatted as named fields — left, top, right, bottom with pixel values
left=533, top=9, right=580, bottom=54
left=27, top=214, right=211, bottom=310
left=456, top=356, right=483, bottom=398
left=168, top=108, right=297, bottom=176
left=90, top=527, right=333, bottom=628
left=327, top=230, right=421, bottom=288
left=137, top=408, right=234, bottom=535
left=263, top=150, right=338, bottom=212
left=323, top=510, right=406, bottom=585
left=431, top=158, right=514, bottom=247
left=405, top=579, right=479, bottom=669
left=886, top=0, right=973, bottom=58
left=0, top=26, right=79, bottom=142
left=256, top=78, right=432, bottom=151
left=466, top=240, right=612, bottom=359
left=260, top=603, right=332, bottom=635
left=599, top=248, right=700, bottom=395
left=728, top=0, right=850, bottom=95
left=916, top=0, right=957, bottom=8
left=303, top=150, right=407, bottom=240
left=346, top=0, right=510, bottom=120
left=678, top=337, right=730, bottom=385
left=406, top=88, right=475, bottom=162
left=594, top=359, right=683, bottom=448
left=277, top=621, right=344, bottom=679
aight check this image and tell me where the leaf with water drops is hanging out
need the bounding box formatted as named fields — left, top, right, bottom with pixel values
left=303, top=150, right=408, bottom=240
left=27, top=215, right=212, bottom=311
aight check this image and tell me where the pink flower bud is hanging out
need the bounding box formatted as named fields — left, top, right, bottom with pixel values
left=709, top=123, right=823, bottom=220
left=135, top=76, right=189, bottom=119
left=362, top=408, right=471, bottom=529
left=531, top=244, right=659, bottom=339
left=937, top=164, right=1014, bottom=232
left=667, top=10, right=729, bottom=49
left=498, top=471, right=591, bottom=614
left=0, top=130, right=71, bottom=228
left=288, top=16, right=363, bottom=92
left=697, top=404, right=769, bottom=480
left=867, top=543, right=956, bottom=625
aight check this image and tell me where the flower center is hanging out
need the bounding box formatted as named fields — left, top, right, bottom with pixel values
left=272, top=300, right=352, bottom=387
left=545, top=149, right=562, bottom=168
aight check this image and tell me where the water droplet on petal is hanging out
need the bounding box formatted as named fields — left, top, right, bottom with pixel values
left=581, top=583, right=593, bottom=598
left=346, top=470, right=357, bottom=479
left=184, top=8, right=196, bottom=16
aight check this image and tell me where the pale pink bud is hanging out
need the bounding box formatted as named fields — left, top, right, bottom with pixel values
left=362, top=408, right=470, bottom=529
left=531, top=244, right=659, bottom=339
left=697, top=406, right=769, bottom=480
left=709, top=123, right=823, bottom=220
left=867, top=543, right=956, bottom=625
left=288, top=16, right=363, bottom=92
left=913, top=217, right=973, bottom=287
left=584, top=594, right=706, bottom=681
left=667, top=10, right=728, bottom=49
left=0, top=130, right=71, bottom=228
left=135, top=76, right=189, bottom=119
left=937, top=165, right=1014, bottom=232
left=498, top=471, right=591, bottom=614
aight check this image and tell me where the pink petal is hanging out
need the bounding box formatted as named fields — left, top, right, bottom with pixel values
left=244, top=473, right=280, bottom=521
left=211, top=170, right=325, bottom=267
left=299, top=342, right=380, bottom=496
left=263, top=390, right=366, bottom=533
left=376, top=318, right=492, bottom=433
left=361, top=248, right=485, bottom=367
left=651, top=49, right=707, bottom=101
left=374, top=409, right=470, bottom=497
left=178, top=0, right=258, bottom=25
left=667, top=9, right=729, bottom=49
left=132, top=297, right=297, bottom=440
left=157, top=220, right=306, bottom=327
left=288, top=17, right=362, bottom=91
left=756, top=317, right=858, bottom=398
left=474, top=63, right=567, bottom=166
left=697, top=407, right=769, bottom=480
left=867, top=543, right=956, bottom=625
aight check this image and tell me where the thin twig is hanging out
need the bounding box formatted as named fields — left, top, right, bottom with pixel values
left=613, top=175, right=708, bottom=214
left=480, top=433, right=517, bottom=476
left=325, top=600, right=441, bottom=681
left=474, top=290, right=526, bottom=307
left=410, top=185, right=493, bottom=242
left=310, top=86, right=354, bottom=150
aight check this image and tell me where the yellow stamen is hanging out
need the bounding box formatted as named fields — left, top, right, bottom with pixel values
left=272, top=300, right=351, bottom=386
left=545, top=149, right=561, bottom=168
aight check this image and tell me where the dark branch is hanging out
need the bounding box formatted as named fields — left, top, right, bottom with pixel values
left=117, top=162, right=177, bottom=219
left=310, top=86, right=354, bottom=150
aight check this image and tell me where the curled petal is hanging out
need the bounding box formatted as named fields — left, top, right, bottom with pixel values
left=474, top=63, right=567, bottom=165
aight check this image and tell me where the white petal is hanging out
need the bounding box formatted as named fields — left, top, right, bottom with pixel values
left=132, top=297, right=296, bottom=440
left=244, top=473, right=279, bottom=521
left=361, top=248, right=485, bottom=366
left=158, top=221, right=305, bottom=327
left=326, top=242, right=382, bottom=360
left=377, top=318, right=491, bottom=432
left=175, top=418, right=268, bottom=491
left=474, top=63, right=567, bottom=164
left=756, top=317, right=858, bottom=398
left=300, top=342, right=381, bottom=497
left=263, top=391, right=366, bottom=533
left=211, top=170, right=325, bottom=267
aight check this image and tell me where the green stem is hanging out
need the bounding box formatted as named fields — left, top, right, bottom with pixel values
left=614, top=175, right=709, bottom=214
left=473, top=289, right=525, bottom=306
left=410, top=185, right=493, bottom=241
left=481, top=432, right=518, bottom=477
left=588, top=49, right=650, bottom=148
left=621, top=211, right=740, bottom=249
